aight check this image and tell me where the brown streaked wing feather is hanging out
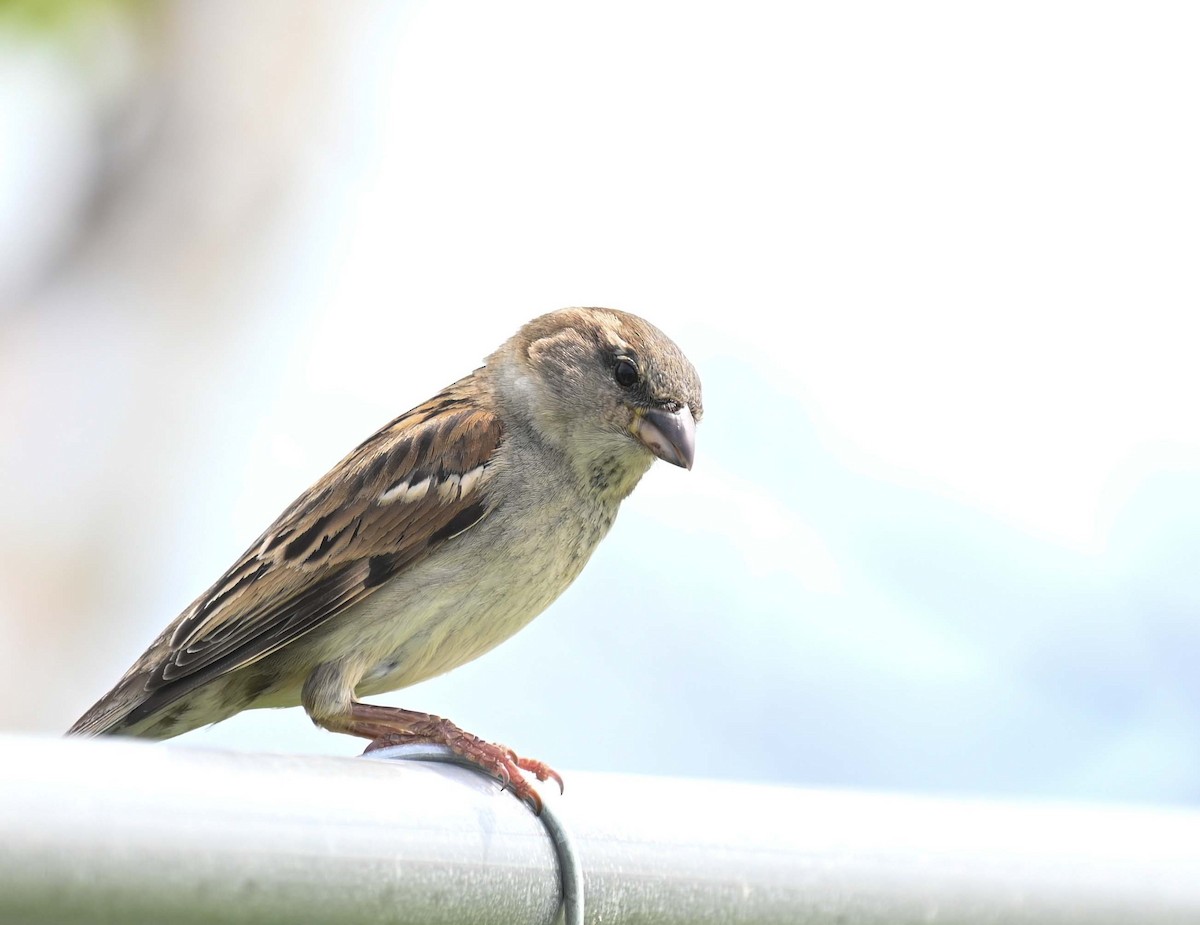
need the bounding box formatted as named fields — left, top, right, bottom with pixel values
left=123, top=378, right=502, bottom=723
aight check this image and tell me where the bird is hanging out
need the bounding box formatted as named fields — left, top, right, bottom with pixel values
left=68, top=307, right=702, bottom=811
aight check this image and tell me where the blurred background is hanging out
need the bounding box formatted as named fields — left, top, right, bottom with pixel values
left=2, top=1, right=1198, bottom=806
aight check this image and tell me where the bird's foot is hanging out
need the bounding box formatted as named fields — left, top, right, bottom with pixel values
left=365, top=715, right=561, bottom=814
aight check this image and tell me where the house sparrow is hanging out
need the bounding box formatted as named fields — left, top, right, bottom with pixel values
left=68, top=307, right=702, bottom=811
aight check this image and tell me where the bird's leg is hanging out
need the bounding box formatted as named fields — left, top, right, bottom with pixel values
left=302, top=664, right=561, bottom=813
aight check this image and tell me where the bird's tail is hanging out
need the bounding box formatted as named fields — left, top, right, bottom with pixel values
left=66, top=673, right=156, bottom=737
left=67, top=699, right=133, bottom=737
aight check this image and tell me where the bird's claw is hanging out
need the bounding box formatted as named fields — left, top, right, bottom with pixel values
left=365, top=717, right=561, bottom=814
left=514, top=754, right=565, bottom=794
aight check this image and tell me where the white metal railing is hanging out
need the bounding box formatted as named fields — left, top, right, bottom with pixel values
left=2, top=732, right=1199, bottom=923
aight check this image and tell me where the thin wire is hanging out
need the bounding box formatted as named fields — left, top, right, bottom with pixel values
left=364, top=743, right=584, bottom=925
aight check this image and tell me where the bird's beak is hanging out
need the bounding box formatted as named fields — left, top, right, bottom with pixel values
left=634, top=406, right=696, bottom=470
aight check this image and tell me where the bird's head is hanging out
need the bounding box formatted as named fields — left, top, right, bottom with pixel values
left=493, top=307, right=702, bottom=496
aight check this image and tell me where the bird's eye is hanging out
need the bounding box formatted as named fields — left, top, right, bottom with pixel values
left=613, top=357, right=640, bottom=388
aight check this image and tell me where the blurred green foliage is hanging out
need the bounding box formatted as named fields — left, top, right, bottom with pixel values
left=0, top=0, right=145, bottom=36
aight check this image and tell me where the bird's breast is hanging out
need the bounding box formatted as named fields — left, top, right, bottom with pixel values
left=348, top=476, right=618, bottom=696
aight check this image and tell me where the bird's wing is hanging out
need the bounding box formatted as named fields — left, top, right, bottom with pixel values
left=72, top=379, right=503, bottom=733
